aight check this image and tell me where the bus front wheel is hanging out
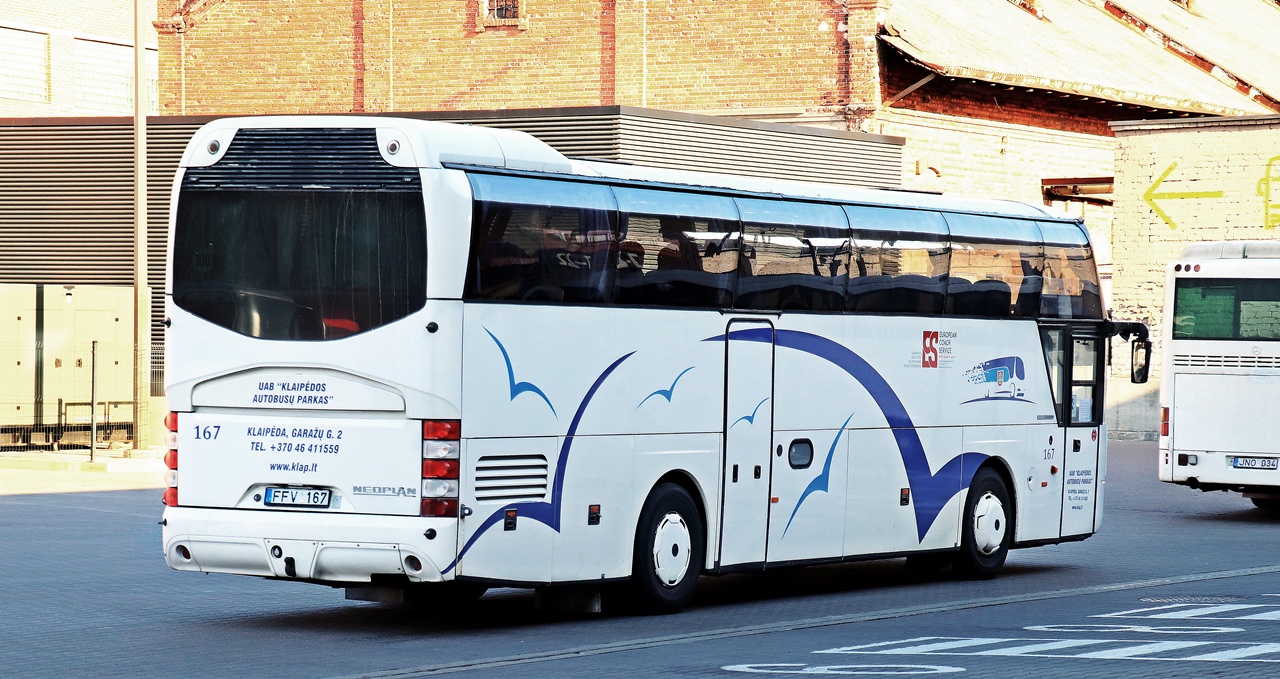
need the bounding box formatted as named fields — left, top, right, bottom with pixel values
left=632, top=483, right=704, bottom=614
left=954, top=467, right=1011, bottom=579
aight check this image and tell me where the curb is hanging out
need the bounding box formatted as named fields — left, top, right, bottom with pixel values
left=0, top=457, right=165, bottom=474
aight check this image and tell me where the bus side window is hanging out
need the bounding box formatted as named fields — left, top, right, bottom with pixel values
left=1040, top=326, right=1066, bottom=423
left=844, top=207, right=949, bottom=314
left=943, top=215, right=1042, bottom=319
left=614, top=213, right=738, bottom=308
left=734, top=222, right=849, bottom=312
left=1038, top=221, right=1103, bottom=320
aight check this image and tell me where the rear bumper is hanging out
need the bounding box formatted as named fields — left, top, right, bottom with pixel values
left=1168, top=450, right=1280, bottom=490
left=161, top=507, right=459, bottom=584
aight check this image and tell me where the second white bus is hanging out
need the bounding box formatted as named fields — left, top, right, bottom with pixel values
left=160, top=116, right=1149, bottom=613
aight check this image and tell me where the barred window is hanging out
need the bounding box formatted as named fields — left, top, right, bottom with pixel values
left=0, top=26, right=49, bottom=103
left=482, top=0, right=527, bottom=29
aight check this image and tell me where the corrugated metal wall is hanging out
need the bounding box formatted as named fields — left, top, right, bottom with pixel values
left=0, top=109, right=904, bottom=351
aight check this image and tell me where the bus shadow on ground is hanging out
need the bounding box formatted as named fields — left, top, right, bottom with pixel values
left=1184, top=506, right=1280, bottom=525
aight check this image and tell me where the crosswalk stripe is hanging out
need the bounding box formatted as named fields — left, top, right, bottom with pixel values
left=1238, top=610, right=1280, bottom=620
left=1148, top=604, right=1265, bottom=619
left=1095, top=603, right=1197, bottom=618
left=1070, top=641, right=1215, bottom=659
left=1181, top=643, right=1280, bottom=661
left=863, top=638, right=1008, bottom=654
left=970, top=639, right=1111, bottom=656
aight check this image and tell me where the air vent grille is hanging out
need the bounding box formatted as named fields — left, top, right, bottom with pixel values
left=1173, top=354, right=1280, bottom=368
left=474, top=454, right=549, bottom=502
left=183, top=128, right=420, bottom=191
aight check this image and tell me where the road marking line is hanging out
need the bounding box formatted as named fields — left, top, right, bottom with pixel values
left=971, top=639, right=1109, bottom=655
left=1238, top=610, right=1280, bottom=620
left=862, top=638, right=1006, bottom=654
left=1147, top=604, right=1264, bottom=619
left=329, top=563, right=1280, bottom=678
left=1071, top=640, right=1213, bottom=658
left=1182, top=643, right=1280, bottom=661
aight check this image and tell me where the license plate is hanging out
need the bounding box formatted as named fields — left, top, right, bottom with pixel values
left=1231, top=456, right=1279, bottom=470
left=264, top=487, right=331, bottom=507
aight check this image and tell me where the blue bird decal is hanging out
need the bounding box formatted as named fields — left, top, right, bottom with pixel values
left=637, top=366, right=696, bottom=409
left=783, top=411, right=856, bottom=537
left=730, top=397, right=771, bottom=429
left=485, top=328, right=557, bottom=418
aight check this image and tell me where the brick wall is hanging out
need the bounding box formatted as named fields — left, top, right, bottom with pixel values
left=158, top=0, right=851, bottom=116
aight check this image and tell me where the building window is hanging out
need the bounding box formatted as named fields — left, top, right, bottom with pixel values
left=0, top=26, right=50, bottom=103
left=73, top=39, right=159, bottom=115
left=481, top=0, right=528, bottom=30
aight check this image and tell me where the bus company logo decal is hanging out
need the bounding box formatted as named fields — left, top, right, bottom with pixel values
left=910, top=330, right=957, bottom=369
left=713, top=328, right=987, bottom=542
left=443, top=350, right=637, bottom=575
left=485, top=327, right=558, bottom=418
left=783, top=411, right=855, bottom=538
left=351, top=485, right=416, bottom=497
left=961, top=356, right=1033, bottom=404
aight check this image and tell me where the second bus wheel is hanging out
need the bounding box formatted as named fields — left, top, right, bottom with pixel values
left=632, top=482, right=705, bottom=614
left=954, top=466, right=1012, bottom=579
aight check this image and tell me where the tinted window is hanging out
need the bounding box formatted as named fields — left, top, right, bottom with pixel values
left=172, top=189, right=426, bottom=340
left=735, top=199, right=850, bottom=312
left=944, top=214, right=1043, bottom=319
left=613, top=188, right=741, bottom=308
left=1174, top=278, right=1280, bottom=340
left=1039, top=221, right=1102, bottom=319
left=465, top=176, right=619, bottom=304
left=844, top=207, right=949, bottom=314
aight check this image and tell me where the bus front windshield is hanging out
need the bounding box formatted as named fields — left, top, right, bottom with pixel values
left=172, top=188, right=427, bottom=341
left=1173, top=277, right=1280, bottom=340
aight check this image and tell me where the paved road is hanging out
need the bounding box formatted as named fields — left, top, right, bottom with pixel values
left=3, top=440, right=1278, bottom=678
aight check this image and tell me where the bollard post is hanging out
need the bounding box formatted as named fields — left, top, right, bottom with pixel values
left=90, top=340, right=97, bottom=463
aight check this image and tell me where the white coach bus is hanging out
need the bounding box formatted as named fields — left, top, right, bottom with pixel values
left=1159, top=241, right=1280, bottom=510
left=160, top=116, right=1149, bottom=613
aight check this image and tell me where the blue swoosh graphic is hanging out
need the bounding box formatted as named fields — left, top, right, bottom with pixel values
left=730, top=397, right=771, bottom=429
left=637, top=366, right=696, bottom=408
left=782, top=411, right=856, bottom=537
left=961, top=396, right=1035, bottom=405
left=485, top=327, right=557, bottom=418
left=708, top=328, right=988, bottom=541
left=443, top=351, right=635, bottom=575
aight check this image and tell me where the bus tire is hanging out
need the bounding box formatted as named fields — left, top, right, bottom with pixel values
left=632, top=482, right=704, bottom=614
left=954, top=467, right=1011, bottom=579
left=1251, top=497, right=1280, bottom=512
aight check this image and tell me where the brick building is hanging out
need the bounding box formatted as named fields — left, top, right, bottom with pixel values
left=0, top=0, right=158, bottom=116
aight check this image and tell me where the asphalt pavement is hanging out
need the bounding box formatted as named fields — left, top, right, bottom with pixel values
left=2, top=440, right=1278, bottom=678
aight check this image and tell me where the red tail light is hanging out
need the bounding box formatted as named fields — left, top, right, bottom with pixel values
left=420, top=498, right=458, bottom=518
left=164, top=411, right=179, bottom=506
left=1161, top=407, right=1170, bottom=437
left=421, top=420, right=461, bottom=517
left=423, top=420, right=461, bottom=440
left=422, top=459, right=460, bottom=479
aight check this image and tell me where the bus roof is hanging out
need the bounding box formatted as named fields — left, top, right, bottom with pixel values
left=1180, top=240, right=1280, bottom=260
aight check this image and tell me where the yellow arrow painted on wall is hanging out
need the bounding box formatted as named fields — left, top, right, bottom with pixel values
left=1144, top=161, right=1223, bottom=230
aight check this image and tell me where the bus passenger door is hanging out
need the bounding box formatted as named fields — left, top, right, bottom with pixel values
left=1048, top=326, right=1104, bottom=537
left=719, top=319, right=775, bottom=568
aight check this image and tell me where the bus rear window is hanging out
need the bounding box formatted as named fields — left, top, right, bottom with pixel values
left=1174, top=278, right=1280, bottom=340
left=172, top=189, right=427, bottom=340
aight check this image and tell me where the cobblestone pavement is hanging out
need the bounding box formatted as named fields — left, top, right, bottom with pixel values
left=1, top=440, right=1278, bottom=678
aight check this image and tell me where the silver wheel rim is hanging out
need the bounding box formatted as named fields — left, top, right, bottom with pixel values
left=972, top=491, right=1006, bottom=556
left=652, top=511, right=692, bottom=587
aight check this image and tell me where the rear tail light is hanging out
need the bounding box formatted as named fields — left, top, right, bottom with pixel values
left=163, top=412, right=179, bottom=507
left=421, top=420, right=460, bottom=517
left=1161, top=407, right=1170, bottom=437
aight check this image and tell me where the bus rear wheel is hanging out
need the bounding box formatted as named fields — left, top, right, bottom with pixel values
left=1251, top=497, right=1280, bottom=512
left=632, top=483, right=704, bottom=614
left=954, top=467, right=1011, bottom=579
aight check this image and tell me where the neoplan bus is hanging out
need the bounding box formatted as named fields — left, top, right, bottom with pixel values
left=160, top=116, right=1150, bottom=613
left=1159, top=241, right=1280, bottom=510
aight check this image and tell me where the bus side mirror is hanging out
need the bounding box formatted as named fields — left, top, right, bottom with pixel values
left=1131, top=339, right=1152, bottom=384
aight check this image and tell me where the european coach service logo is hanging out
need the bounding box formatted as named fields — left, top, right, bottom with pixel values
left=909, top=330, right=957, bottom=369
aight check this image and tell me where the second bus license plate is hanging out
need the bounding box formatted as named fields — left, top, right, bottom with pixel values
left=264, top=487, right=331, bottom=507
left=1231, top=456, right=1279, bottom=470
